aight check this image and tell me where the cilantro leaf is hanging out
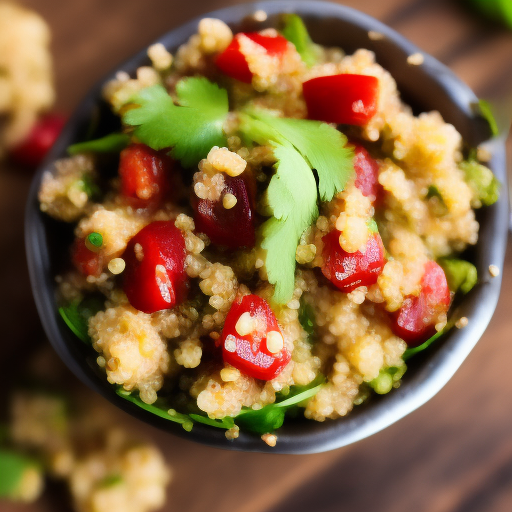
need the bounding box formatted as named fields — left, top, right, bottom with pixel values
left=439, top=258, right=478, bottom=295
left=249, top=111, right=354, bottom=201
left=235, top=378, right=324, bottom=435
left=67, top=133, right=130, bottom=155
left=282, top=14, right=318, bottom=67
left=261, top=144, right=319, bottom=303
left=124, top=78, right=229, bottom=167
left=189, top=414, right=235, bottom=429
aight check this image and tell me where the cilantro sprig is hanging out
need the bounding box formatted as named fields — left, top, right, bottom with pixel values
left=124, top=78, right=229, bottom=167
left=123, top=78, right=354, bottom=303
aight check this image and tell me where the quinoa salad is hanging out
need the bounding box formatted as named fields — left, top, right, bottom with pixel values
left=38, top=14, right=500, bottom=445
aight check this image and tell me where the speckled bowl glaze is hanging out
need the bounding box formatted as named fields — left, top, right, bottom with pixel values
left=25, top=1, right=508, bottom=454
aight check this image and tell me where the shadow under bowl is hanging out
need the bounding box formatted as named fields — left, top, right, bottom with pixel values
left=25, top=0, right=509, bottom=454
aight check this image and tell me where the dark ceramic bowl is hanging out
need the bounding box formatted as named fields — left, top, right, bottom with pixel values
left=26, top=1, right=509, bottom=454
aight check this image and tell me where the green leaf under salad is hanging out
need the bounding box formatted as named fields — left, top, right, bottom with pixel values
left=124, top=78, right=229, bottom=167
left=281, top=13, right=319, bottom=67
left=439, top=258, right=478, bottom=295
left=67, top=133, right=130, bottom=155
left=58, top=295, right=105, bottom=344
left=235, top=377, right=324, bottom=435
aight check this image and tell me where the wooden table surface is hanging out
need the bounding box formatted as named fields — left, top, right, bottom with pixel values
left=2, top=1, right=512, bottom=511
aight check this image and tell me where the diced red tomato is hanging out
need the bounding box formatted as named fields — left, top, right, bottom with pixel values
left=193, top=175, right=255, bottom=249
left=303, top=74, right=379, bottom=125
left=391, top=261, right=451, bottom=345
left=220, top=294, right=291, bottom=380
left=72, top=238, right=103, bottom=277
left=215, top=32, right=289, bottom=83
left=352, top=144, right=381, bottom=203
left=321, top=229, right=386, bottom=292
left=119, top=144, right=173, bottom=209
left=122, top=221, right=188, bottom=313
left=10, top=114, right=66, bottom=168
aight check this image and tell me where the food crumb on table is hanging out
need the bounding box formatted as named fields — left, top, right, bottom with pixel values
left=489, top=264, right=500, bottom=277
left=261, top=433, right=278, bottom=447
left=455, top=317, right=469, bottom=329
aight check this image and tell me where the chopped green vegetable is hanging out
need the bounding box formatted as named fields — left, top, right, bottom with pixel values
left=124, top=78, right=229, bottom=167
left=439, top=258, right=478, bottom=294
left=67, top=133, right=130, bottom=155
left=116, top=389, right=194, bottom=431
left=261, top=144, right=319, bottom=303
left=281, top=13, right=318, bottom=67
left=86, top=232, right=103, bottom=249
left=77, top=174, right=101, bottom=200
left=0, top=449, right=41, bottom=500
left=426, top=185, right=443, bottom=201
left=367, top=218, right=379, bottom=234
left=58, top=295, right=104, bottom=343
left=235, top=378, right=324, bottom=434
left=298, top=299, right=315, bottom=341
left=98, top=474, right=123, bottom=488
left=460, top=159, right=500, bottom=206
left=369, top=365, right=407, bottom=394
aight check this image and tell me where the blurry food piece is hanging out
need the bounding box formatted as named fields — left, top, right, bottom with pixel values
left=3, top=347, right=172, bottom=512
left=0, top=2, right=55, bottom=157
left=467, top=0, right=512, bottom=29
left=9, top=113, right=66, bottom=168
left=0, top=449, right=44, bottom=503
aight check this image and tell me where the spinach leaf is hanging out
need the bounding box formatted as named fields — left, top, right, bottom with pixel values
left=58, top=295, right=104, bottom=344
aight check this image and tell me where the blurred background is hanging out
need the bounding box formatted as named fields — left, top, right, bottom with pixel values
left=1, top=0, right=512, bottom=511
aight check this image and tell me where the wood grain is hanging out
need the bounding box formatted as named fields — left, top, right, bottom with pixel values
left=1, top=1, right=512, bottom=512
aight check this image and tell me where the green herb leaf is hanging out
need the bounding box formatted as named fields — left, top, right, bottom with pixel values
left=369, top=365, right=407, bottom=394
left=58, top=296, right=104, bottom=343
left=282, top=13, right=318, bottom=67
left=0, top=449, right=40, bottom=499
left=77, top=174, right=101, bottom=200
left=189, top=414, right=235, bottom=429
left=98, top=474, right=123, bottom=488
left=478, top=99, right=500, bottom=137
left=67, top=133, right=130, bottom=155
left=124, top=78, right=229, bottom=167
left=403, top=322, right=455, bottom=361
left=298, top=299, right=315, bottom=340
left=261, top=144, right=319, bottom=303
left=439, top=258, right=478, bottom=294
left=235, top=378, right=324, bottom=435
left=459, top=159, right=500, bottom=206
left=249, top=111, right=354, bottom=201
left=115, top=389, right=194, bottom=431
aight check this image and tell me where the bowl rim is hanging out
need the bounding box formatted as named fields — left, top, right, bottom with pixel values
left=25, top=0, right=509, bottom=454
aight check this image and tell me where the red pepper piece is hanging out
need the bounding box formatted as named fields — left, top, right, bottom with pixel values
left=321, top=229, right=386, bottom=292
left=193, top=175, right=255, bottom=249
left=72, top=238, right=103, bottom=277
left=122, top=221, right=188, bottom=313
left=221, top=294, right=291, bottom=380
left=392, top=261, right=451, bottom=345
left=303, top=74, right=379, bottom=125
left=353, top=144, right=381, bottom=203
left=215, top=32, right=289, bottom=83
left=10, top=114, right=66, bottom=168
left=119, top=144, right=173, bottom=209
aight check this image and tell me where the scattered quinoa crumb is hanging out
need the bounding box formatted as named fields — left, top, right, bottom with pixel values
left=407, top=52, right=424, bottom=65
left=368, top=30, right=384, bottom=40
left=253, top=10, right=268, bottom=22
left=261, top=433, right=277, bottom=447
left=225, top=425, right=240, bottom=440
left=222, top=193, right=237, bottom=209
left=489, top=264, right=500, bottom=277
left=456, top=317, right=469, bottom=329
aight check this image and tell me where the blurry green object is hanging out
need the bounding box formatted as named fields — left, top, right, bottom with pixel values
left=468, top=0, right=512, bottom=29
left=459, top=159, right=501, bottom=207
left=439, top=258, right=478, bottom=294
left=281, top=13, right=319, bottom=66
left=0, top=449, right=43, bottom=502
